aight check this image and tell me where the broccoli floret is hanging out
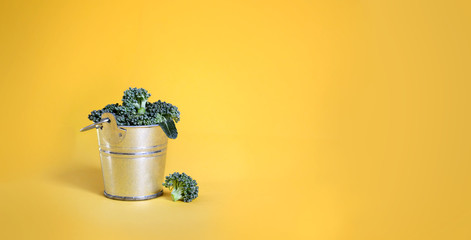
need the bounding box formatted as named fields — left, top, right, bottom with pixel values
left=122, top=87, right=151, bottom=114
left=88, top=109, right=103, bottom=123
left=145, top=101, right=180, bottom=139
left=87, top=87, right=180, bottom=139
left=162, top=172, right=199, bottom=202
left=146, top=101, right=180, bottom=122
left=127, top=113, right=158, bottom=126
left=88, top=103, right=128, bottom=125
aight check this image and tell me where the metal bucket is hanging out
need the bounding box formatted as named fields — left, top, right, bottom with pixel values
left=82, top=112, right=167, bottom=200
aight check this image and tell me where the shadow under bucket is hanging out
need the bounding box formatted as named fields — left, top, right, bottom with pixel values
left=82, top=112, right=167, bottom=200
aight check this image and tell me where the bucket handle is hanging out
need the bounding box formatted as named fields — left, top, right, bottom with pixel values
left=80, top=113, right=127, bottom=144
left=80, top=118, right=110, bottom=132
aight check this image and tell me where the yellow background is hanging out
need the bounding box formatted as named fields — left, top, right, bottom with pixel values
left=0, top=0, right=470, bottom=239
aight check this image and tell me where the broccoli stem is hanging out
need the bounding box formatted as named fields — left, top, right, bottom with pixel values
left=171, top=188, right=183, bottom=201
left=170, top=180, right=184, bottom=201
left=137, top=107, right=146, bottom=114
left=138, top=96, right=148, bottom=114
left=133, top=101, right=146, bottom=114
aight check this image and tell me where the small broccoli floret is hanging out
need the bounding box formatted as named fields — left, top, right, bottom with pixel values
left=122, top=87, right=151, bottom=114
left=146, top=100, right=180, bottom=139
left=88, top=109, right=103, bottom=123
left=162, top=172, right=199, bottom=202
left=88, top=103, right=128, bottom=125
left=127, top=113, right=158, bottom=126
left=102, top=103, right=128, bottom=125
left=146, top=100, right=181, bottom=123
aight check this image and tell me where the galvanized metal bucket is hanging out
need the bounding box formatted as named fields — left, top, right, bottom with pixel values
left=81, top=113, right=167, bottom=200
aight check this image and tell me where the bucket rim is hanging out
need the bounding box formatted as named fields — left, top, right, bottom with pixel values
left=118, top=124, right=161, bottom=128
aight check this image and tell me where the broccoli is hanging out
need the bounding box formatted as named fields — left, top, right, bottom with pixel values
left=87, top=87, right=180, bottom=139
left=88, top=103, right=128, bottom=125
left=151, top=100, right=180, bottom=123
left=122, top=87, right=151, bottom=114
left=146, top=100, right=179, bottom=139
left=162, top=172, right=199, bottom=202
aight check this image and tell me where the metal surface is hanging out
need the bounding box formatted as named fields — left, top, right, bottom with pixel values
left=80, top=118, right=109, bottom=132
left=104, top=190, right=163, bottom=201
left=89, top=113, right=168, bottom=200
left=99, top=113, right=126, bottom=144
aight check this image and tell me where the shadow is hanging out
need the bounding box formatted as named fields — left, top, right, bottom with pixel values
left=53, top=165, right=103, bottom=196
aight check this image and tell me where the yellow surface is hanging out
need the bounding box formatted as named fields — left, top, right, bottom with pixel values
left=0, top=0, right=470, bottom=239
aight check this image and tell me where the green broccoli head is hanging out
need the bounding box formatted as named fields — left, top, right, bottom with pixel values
left=122, top=87, right=151, bottom=114
left=146, top=101, right=180, bottom=122
left=88, top=109, right=103, bottom=123
left=146, top=101, right=180, bottom=139
left=87, top=87, right=180, bottom=139
left=162, top=172, right=199, bottom=202
left=127, top=112, right=158, bottom=126
left=88, top=103, right=128, bottom=125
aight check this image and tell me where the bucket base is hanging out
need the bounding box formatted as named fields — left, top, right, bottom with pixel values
left=103, top=190, right=163, bottom=201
